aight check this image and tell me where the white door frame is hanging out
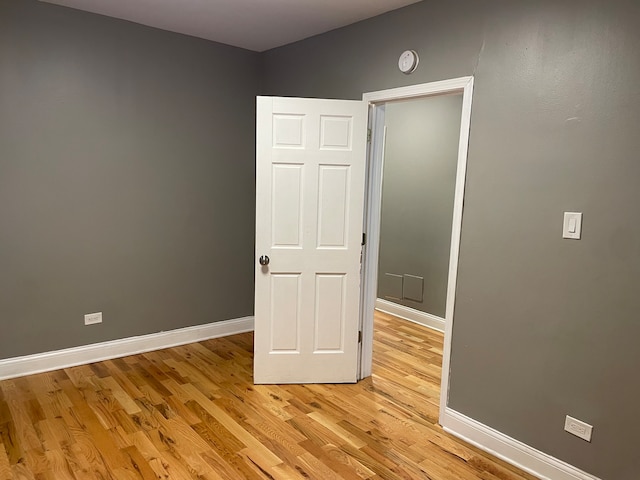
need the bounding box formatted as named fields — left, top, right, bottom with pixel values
left=358, top=77, right=475, bottom=424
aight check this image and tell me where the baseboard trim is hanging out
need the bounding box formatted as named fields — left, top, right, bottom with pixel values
left=441, top=408, right=601, bottom=480
left=375, top=298, right=445, bottom=332
left=0, top=316, right=255, bottom=381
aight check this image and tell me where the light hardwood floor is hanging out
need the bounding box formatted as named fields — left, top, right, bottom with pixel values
left=0, top=312, right=536, bottom=479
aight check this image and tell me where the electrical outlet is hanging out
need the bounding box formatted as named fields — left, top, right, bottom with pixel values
left=84, top=312, right=102, bottom=325
left=564, top=415, right=593, bottom=442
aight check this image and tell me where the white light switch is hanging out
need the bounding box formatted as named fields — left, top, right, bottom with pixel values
left=563, top=212, right=582, bottom=239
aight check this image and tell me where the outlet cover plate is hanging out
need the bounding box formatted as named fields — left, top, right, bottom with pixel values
left=84, top=312, right=103, bottom=325
left=564, top=415, right=593, bottom=442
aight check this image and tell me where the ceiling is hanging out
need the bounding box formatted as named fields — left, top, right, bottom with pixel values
left=40, top=0, right=422, bottom=52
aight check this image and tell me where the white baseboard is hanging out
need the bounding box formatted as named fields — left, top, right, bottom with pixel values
left=0, top=316, right=255, bottom=381
left=375, top=298, right=445, bottom=332
left=441, top=408, right=601, bottom=480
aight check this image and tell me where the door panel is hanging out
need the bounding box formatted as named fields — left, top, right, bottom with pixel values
left=314, top=273, right=346, bottom=352
left=269, top=273, right=301, bottom=352
left=317, top=165, right=350, bottom=248
left=255, top=96, right=367, bottom=384
left=272, top=165, right=303, bottom=247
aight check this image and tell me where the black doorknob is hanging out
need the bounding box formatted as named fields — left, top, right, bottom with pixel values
left=259, top=255, right=270, bottom=266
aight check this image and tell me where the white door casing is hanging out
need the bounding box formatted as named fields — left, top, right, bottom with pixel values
left=360, top=77, right=475, bottom=423
left=254, top=96, right=368, bottom=384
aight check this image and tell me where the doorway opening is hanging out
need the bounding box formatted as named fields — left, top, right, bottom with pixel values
left=358, top=77, right=475, bottom=425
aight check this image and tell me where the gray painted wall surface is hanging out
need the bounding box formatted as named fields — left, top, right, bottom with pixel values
left=0, top=0, right=259, bottom=359
left=262, top=1, right=640, bottom=478
left=378, top=95, right=462, bottom=318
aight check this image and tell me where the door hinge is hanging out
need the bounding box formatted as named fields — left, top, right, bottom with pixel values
left=361, top=233, right=366, bottom=246
left=367, top=128, right=372, bottom=143
left=358, top=330, right=363, bottom=343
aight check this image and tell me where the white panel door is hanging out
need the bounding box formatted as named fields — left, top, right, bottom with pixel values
left=254, top=96, right=368, bottom=384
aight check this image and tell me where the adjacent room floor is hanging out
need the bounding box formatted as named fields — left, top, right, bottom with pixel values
left=0, top=312, right=536, bottom=479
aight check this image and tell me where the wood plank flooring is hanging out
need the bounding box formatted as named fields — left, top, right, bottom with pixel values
left=0, top=312, right=537, bottom=479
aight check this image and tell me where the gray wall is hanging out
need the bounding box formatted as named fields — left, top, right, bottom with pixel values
left=262, top=1, right=640, bottom=478
left=0, top=0, right=259, bottom=359
left=3, top=0, right=639, bottom=477
left=378, top=95, right=462, bottom=317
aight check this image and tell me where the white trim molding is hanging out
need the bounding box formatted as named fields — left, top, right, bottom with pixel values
left=441, top=408, right=602, bottom=480
left=0, top=316, right=254, bottom=381
left=375, top=298, right=445, bottom=332
left=359, top=76, right=474, bottom=391
left=363, top=77, right=473, bottom=103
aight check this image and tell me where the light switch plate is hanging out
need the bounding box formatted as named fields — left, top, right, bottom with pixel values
left=563, top=212, right=582, bottom=239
